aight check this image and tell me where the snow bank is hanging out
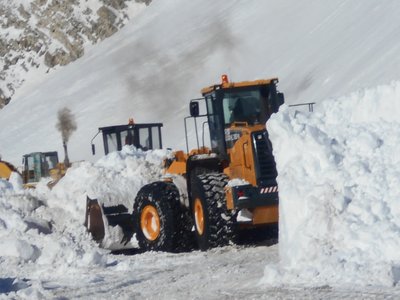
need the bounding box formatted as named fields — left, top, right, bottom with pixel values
left=0, top=185, right=107, bottom=266
left=0, top=182, right=107, bottom=299
left=49, top=146, right=168, bottom=248
left=0, top=147, right=168, bottom=297
left=262, top=81, right=400, bottom=287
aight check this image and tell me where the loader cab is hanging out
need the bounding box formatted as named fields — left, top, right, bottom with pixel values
left=22, top=151, right=59, bottom=184
left=192, top=75, right=284, bottom=159
left=91, top=121, right=163, bottom=155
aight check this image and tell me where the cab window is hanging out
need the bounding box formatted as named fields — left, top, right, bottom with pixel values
left=223, top=90, right=262, bottom=125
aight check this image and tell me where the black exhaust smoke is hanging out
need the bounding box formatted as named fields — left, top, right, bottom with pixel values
left=56, top=107, right=77, bottom=167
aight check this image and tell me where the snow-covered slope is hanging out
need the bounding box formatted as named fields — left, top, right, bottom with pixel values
left=2, top=0, right=400, bottom=165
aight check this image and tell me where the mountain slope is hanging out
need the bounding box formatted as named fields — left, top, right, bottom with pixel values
left=1, top=0, right=400, bottom=165
left=0, top=0, right=149, bottom=107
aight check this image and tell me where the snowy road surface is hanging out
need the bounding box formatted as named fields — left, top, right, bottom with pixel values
left=27, top=244, right=400, bottom=299
left=51, top=244, right=277, bottom=299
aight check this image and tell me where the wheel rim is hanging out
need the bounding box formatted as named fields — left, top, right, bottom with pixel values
left=140, top=205, right=161, bottom=241
left=194, top=198, right=204, bottom=235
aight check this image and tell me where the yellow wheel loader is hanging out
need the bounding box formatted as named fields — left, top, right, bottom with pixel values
left=85, top=121, right=166, bottom=246
left=21, top=152, right=67, bottom=188
left=89, top=119, right=163, bottom=155
left=86, top=75, right=284, bottom=252
left=0, top=152, right=66, bottom=188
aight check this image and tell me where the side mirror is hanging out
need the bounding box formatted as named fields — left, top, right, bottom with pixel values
left=277, top=92, right=284, bottom=106
left=272, top=92, right=285, bottom=113
left=90, top=130, right=101, bottom=156
left=190, top=101, right=199, bottom=117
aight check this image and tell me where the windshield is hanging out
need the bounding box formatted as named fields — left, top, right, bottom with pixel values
left=222, top=89, right=266, bottom=126
left=121, top=129, right=135, bottom=146
left=105, top=132, right=119, bottom=153
left=44, top=153, right=59, bottom=169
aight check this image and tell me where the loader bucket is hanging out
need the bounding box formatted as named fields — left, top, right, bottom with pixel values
left=85, top=196, right=136, bottom=246
left=85, top=197, right=105, bottom=242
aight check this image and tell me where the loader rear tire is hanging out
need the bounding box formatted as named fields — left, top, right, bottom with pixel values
left=134, top=182, right=194, bottom=252
left=191, top=173, right=237, bottom=251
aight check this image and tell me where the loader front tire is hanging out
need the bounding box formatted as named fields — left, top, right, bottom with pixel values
left=191, top=173, right=237, bottom=251
left=134, top=182, right=193, bottom=252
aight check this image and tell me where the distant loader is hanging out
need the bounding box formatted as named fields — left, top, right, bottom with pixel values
left=0, top=152, right=66, bottom=188
left=86, top=75, right=284, bottom=251
left=90, top=119, right=163, bottom=156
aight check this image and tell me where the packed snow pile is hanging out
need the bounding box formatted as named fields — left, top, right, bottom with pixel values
left=0, top=182, right=109, bottom=297
left=52, top=146, right=167, bottom=215
left=262, top=81, right=400, bottom=287
left=0, top=146, right=168, bottom=297
left=52, top=146, right=168, bottom=248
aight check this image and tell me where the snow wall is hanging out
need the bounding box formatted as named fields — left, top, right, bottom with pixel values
left=263, top=81, right=400, bottom=287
